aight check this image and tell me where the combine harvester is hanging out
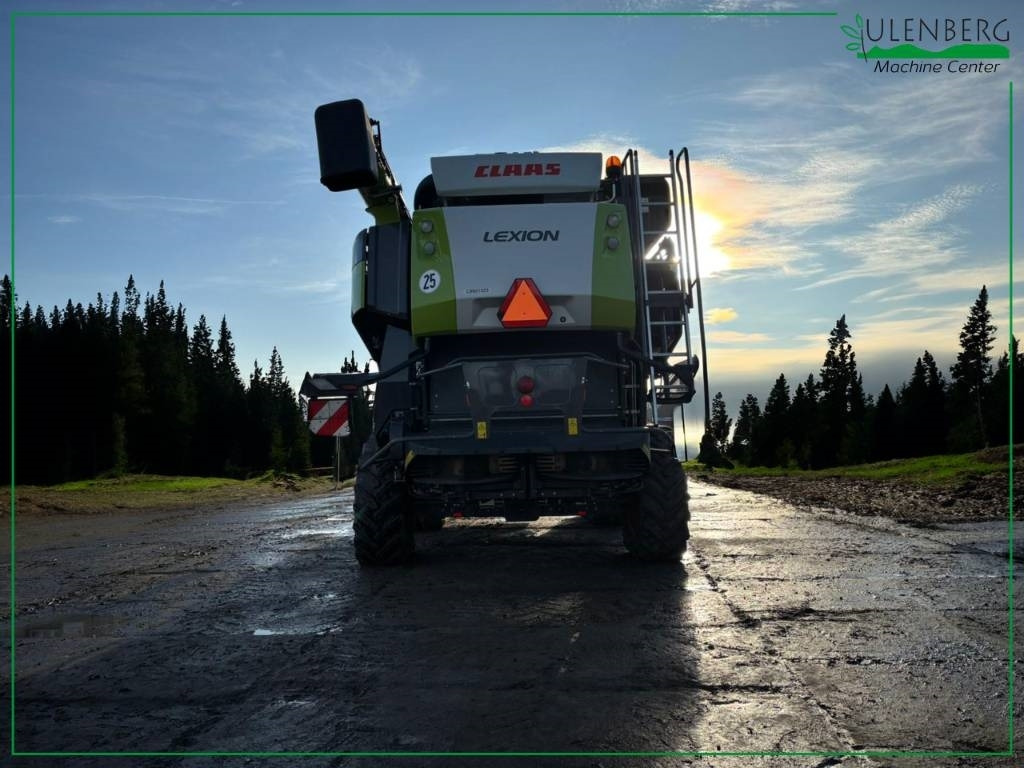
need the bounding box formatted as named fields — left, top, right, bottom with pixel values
left=302, top=99, right=709, bottom=565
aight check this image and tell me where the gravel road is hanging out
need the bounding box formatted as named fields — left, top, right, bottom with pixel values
left=3, top=481, right=1019, bottom=767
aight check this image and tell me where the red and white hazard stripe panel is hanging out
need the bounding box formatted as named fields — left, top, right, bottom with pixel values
left=307, top=399, right=351, bottom=437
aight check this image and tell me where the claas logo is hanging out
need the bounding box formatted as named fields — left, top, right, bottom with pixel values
left=474, top=163, right=561, bottom=178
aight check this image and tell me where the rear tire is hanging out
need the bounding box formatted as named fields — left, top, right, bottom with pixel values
left=353, top=442, right=414, bottom=566
left=624, top=428, right=689, bottom=562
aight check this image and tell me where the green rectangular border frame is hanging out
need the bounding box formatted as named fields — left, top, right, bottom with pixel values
left=8, top=9, right=1015, bottom=761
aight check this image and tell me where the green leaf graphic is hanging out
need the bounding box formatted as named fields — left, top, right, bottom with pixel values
left=856, top=14, right=863, bottom=28
left=846, top=41, right=860, bottom=51
left=841, top=24, right=860, bottom=39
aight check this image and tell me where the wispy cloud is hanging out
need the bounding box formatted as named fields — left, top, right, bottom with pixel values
left=75, top=35, right=423, bottom=162
left=709, top=330, right=773, bottom=344
left=81, top=193, right=284, bottom=215
left=698, top=63, right=1013, bottom=286
left=853, top=264, right=1010, bottom=304
left=48, top=215, right=81, bottom=225
left=799, top=184, right=981, bottom=289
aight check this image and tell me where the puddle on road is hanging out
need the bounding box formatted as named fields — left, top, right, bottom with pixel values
left=252, top=624, right=335, bottom=637
left=16, top=614, right=126, bottom=639
left=280, top=526, right=354, bottom=540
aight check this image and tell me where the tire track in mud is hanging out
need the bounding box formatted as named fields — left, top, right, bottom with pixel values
left=687, top=544, right=865, bottom=757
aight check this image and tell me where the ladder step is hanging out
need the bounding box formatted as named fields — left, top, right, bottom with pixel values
left=647, top=294, right=687, bottom=309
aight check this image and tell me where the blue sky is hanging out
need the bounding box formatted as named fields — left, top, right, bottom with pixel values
left=5, top=0, right=1021, bottom=449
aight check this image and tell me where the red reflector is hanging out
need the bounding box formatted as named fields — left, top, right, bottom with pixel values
left=519, top=394, right=534, bottom=408
left=517, top=376, right=535, bottom=394
left=498, top=278, right=551, bottom=328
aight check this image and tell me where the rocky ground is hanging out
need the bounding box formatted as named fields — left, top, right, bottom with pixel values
left=691, top=450, right=1020, bottom=525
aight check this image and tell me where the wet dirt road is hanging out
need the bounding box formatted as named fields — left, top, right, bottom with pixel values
left=3, top=482, right=1019, bottom=767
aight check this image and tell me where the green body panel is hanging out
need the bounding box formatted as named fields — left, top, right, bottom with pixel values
left=410, top=209, right=457, bottom=337
left=365, top=201, right=402, bottom=225
left=590, top=203, right=636, bottom=331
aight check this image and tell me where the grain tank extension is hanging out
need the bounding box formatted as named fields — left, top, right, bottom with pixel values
left=302, top=99, right=707, bottom=565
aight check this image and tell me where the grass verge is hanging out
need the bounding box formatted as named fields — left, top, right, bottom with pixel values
left=685, top=446, right=1015, bottom=487
left=3, top=473, right=342, bottom=516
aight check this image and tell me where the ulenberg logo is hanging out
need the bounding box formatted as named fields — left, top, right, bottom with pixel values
left=841, top=14, right=1010, bottom=73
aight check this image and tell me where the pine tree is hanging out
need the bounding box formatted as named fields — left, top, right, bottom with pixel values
left=698, top=391, right=733, bottom=467
left=987, top=335, right=1021, bottom=447
left=1, top=276, right=12, bottom=483
left=754, top=373, right=792, bottom=467
left=788, top=375, right=818, bottom=468
left=950, top=286, right=996, bottom=448
left=709, top=392, right=732, bottom=454
left=246, top=359, right=272, bottom=471
left=267, top=347, right=311, bottom=474
left=921, top=350, right=947, bottom=453
left=189, top=316, right=218, bottom=473
left=124, top=275, right=140, bottom=321
left=897, top=356, right=929, bottom=457
left=872, top=384, right=897, bottom=460
left=815, top=315, right=861, bottom=467
left=117, top=275, right=146, bottom=471
left=1, top=275, right=13, bottom=332
left=216, top=316, right=241, bottom=382
left=728, top=394, right=761, bottom=465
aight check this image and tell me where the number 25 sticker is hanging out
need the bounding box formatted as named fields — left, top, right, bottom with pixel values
left=419, top=270, right=441, bottom=294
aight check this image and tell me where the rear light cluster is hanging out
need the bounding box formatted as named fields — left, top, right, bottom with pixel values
left=464, top=360, right=576, bottom=410
left=517, top=375, right=535, bottom=407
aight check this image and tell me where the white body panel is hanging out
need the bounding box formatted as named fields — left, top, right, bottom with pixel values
left=442, top=203, right=597, bottom=330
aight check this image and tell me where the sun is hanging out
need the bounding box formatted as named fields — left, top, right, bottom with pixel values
left=690, top=209, right=731, bottom=277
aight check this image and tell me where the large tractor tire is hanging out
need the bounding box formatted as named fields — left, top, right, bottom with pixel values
left=353, top=442, right=414, bottom=566
left=623, top=428, right=690, bottom=562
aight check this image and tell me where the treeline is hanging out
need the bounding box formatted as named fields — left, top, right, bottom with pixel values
left=706, top=286, right=1021, bottom=468
left=2, top=275, right=316, bottom=484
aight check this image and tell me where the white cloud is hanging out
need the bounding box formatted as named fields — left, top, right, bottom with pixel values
left=48, top=215, right=81, bottom=224
left=706, top=307, right=738, bottom=324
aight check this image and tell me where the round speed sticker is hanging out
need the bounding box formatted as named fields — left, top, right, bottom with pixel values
left=419, top=270, right=441, bottom=294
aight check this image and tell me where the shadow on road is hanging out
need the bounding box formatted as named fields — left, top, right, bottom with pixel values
left=13, top=513, right=703, bottom=761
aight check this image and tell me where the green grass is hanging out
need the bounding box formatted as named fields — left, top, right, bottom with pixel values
left=52, top=475, right=244, bottom=493
left=4, top=473, right=339, bottom=515
left=687, top=448, right=1012, bottom=487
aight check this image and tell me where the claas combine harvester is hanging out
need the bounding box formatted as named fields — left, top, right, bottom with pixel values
left=302, top=99, right=709, bottom=565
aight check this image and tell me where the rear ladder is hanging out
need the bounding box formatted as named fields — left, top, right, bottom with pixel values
left=620, top=148, right=709, bottom=453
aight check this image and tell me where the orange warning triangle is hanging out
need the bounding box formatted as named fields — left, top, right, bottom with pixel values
left=499, top=278, right=552, bottom=328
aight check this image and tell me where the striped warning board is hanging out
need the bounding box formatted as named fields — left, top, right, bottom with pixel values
left=307, top=398, right=350, bottom=437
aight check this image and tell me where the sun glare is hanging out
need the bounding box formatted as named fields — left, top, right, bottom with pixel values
left=691, top=209, right=731, bottom=277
